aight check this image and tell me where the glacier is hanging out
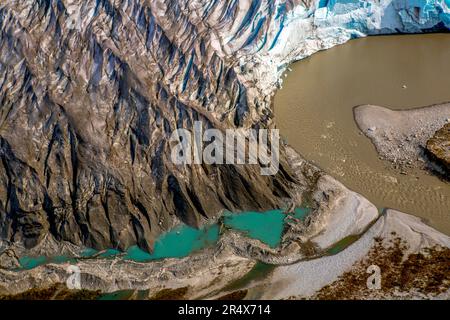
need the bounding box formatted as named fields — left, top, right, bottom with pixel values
left=227, top=0, right=450, bottom=96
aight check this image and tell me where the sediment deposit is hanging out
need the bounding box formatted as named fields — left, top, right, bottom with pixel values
left=354, top=104, right=450, bottom=175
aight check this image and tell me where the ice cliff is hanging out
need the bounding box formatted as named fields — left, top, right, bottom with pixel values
left=229, top=0, right=450, bottom=95
left=0, top=0, right=448, bottom=253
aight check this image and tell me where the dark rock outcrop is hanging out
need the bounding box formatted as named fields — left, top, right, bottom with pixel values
left=426, top=123, right=450, bottom=175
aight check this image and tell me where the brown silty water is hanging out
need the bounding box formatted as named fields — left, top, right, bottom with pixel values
left=275, top=34, right=450, bottom=235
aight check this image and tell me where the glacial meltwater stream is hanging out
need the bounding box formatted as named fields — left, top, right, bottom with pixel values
left=17, top=208, right=310, bottom=270
left=275, top=34, right=450, bottom=235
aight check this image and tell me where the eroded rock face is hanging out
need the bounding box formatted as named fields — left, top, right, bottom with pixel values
left=427, top=123, right=450, bottom=175
left=0, top=0, right=299, bottom=252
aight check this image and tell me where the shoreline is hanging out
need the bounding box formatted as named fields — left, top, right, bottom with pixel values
left=354, top=103, right=450, bottom=176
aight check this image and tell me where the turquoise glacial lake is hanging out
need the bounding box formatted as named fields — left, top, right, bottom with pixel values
left=16, top=208, right=310, bottom=269
left=18, top=255, right=77, bottom=270
left=124, top=223, right=220, bottom=262
left=222, top=208, right=309, bottom=248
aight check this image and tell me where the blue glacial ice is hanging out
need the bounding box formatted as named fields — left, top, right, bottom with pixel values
left=228, top=0, right=450, bottom=94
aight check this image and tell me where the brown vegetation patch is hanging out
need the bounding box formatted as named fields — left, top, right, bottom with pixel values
left=0, top=284, right=101, bottom=300
left=216, top=290, right=248, bottom=300
left=315, top=236, right=450, bottom=299
left=149, top=286, right=189, bottom=300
